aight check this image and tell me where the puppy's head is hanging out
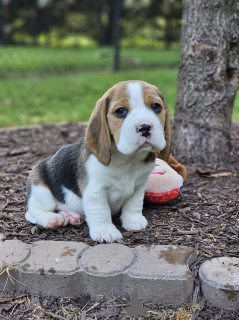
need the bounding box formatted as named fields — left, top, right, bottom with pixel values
left=85, top=80, right=171, bottom=166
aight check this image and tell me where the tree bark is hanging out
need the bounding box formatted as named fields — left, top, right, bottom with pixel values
left=172, top=0, right=239, bottom=166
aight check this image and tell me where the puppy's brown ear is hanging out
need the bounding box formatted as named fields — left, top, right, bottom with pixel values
left=158, top=95, right=171, bottom=161
left=85, top=94, right=111, bottom=166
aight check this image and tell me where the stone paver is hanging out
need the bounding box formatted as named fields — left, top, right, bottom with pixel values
left=0, top=239, right=238, bottom=309
left=128, top=245, right=197, bottom=305
left=18, top=241, right=88, bottom=296
left=20, top=240, right=88, bottom=274
left=199, top=257, right=239, bottom=310
left=79, top=243, right=135, bottom=275
left=79, top=243, right=135, bottom=300
left=0, top=240, right=30, bottom=265
left=0, top=240, right=30, bottom=291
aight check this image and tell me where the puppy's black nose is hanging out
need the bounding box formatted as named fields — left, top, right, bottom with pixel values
left=138, top=124, right=152, bottom=137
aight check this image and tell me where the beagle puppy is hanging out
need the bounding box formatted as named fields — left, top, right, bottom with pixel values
left=25, top=80, right=171, bottom=242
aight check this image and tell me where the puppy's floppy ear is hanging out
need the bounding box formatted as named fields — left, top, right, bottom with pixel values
left=157, top=94, right=171, bottom=162
left=85, top=92, right=112, bottom=166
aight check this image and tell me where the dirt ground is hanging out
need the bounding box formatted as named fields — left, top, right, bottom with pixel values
left=0, top=122, right=238, bottom=319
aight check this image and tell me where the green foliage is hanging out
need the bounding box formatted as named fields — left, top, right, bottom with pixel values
left=38, top=34, right=97, bottom=48
left=123, top=0, right=182, bottom=48
left=121, top=37, right=180, bottom=50
left=2, top=0, right=182, bottom=47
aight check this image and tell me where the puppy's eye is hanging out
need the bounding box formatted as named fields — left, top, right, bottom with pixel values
left=115, top=107, right=128, bottom=118
left=151, top=103, right=162, bottom=114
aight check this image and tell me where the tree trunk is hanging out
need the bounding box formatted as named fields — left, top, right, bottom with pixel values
left=172, top=0, right=239, bottom=166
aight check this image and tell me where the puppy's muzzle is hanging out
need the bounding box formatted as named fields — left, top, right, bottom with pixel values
left=137, top=123, right=152, bottom=137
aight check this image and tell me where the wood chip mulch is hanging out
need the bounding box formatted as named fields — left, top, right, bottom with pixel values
left=0, top=122, right=239, bottom=319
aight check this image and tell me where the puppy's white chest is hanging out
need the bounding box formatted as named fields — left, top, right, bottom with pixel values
left=86, top=154, right=153, bottom=214
left=108, top=179, right=135, bottom=211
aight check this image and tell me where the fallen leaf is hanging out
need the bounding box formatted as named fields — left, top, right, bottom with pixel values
left=8, top=147, right=29, bottom=156
left=192, top=212, right=201, bottom=220
left=176, top=308, right=192, bottom=320
left=207, top=172, right=232, bottom=178
left=31, top=226, right=38, bottom=234
left=196, top=168, right=232, bottom=178
left=11, top=173, right=20, bottom=180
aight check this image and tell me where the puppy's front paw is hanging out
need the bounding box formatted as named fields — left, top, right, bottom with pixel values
left=121, top=215, right=148, bottom=231
left=89, top=224, right=122, bottom=243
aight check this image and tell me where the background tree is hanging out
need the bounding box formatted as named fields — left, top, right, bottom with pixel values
left=1, top=0, right=114, bottom=45
left=172, top=0, right=239, bottom=166
left=0, top=0, right=182, bottom=48
left=146, top=0, right=182, bottom=48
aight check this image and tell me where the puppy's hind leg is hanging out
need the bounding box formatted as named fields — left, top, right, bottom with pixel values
left=25, top=185, right=73, bottom=229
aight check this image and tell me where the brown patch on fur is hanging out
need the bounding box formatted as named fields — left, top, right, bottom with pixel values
left=38, top=181, right=48, bottom=188
left=142, top=84, right=164, bottom=111
left=25, top=165, right=50, bottom=211
left=28, top=167, right=48, bottom=187
left=158, top=93, right=171, bottom=161
left=107, top=112, right=124, bottom=146
left=142, top=85, right=166, bottom=130
left=141, top=82, right=171, bottom=161
left=77, top=140, right=90, bottom=194
left=107, top=84, right=130, bottom=145
left=85, top=93, right=112, bottom=165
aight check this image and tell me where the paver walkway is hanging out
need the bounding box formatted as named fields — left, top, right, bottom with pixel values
left=0, top=237, right=238, bottom=310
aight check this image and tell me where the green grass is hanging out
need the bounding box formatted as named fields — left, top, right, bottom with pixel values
left=0, top=46, right=180, bottom=78
left=0, top=46, right=238, bottom=127
left=0, top=69, right=178, bottom=127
